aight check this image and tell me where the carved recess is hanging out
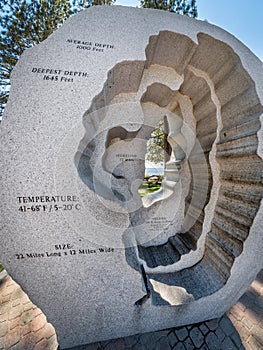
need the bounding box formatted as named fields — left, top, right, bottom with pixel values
left=75, top=31, right=263, bottom=305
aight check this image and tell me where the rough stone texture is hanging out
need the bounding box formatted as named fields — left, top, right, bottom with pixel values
left=0, top=6, right=262, bottom=349
left=1, top=269, right=263, bottom=349
left=0, top=273, right=58, bottom=350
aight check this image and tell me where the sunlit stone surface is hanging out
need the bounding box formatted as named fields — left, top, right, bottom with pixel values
left=0, top=6, right=262, bottom=349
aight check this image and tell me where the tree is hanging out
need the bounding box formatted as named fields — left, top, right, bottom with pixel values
left=0, top=0, right=115, bottom=118
left=146, top=120, right=166, bottom=163
left=141, top=0, right=197, bottom=17
left=0, top=0, right=197, bottom=119
left=141, top=0, right=197, bottom=164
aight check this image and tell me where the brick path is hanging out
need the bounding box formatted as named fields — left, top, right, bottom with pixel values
left=0, top=271, right=58, bottom=350
left=0, top=270, right=262, bottom=350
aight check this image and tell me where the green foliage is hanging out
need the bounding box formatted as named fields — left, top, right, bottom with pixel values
left=141, top=0, right=197, bottom=163
left=146, top=120, right=165, bottom=163
left=138, top=182, right=162, bottom=197
left=0, top=0, right=197, bottom=118
left=140, top=0, right=197, bottom=17
left=0, top=0, right=115, bottom=117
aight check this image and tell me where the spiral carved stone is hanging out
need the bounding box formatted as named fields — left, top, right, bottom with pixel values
left=0, top=6, right=262, bottom=348
left=76, top=29, right=263, bottom=305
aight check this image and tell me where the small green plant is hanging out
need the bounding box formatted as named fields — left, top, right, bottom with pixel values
left=138, top=182, right=162, bottom=197
left=0, top=264, right=4, bottom=273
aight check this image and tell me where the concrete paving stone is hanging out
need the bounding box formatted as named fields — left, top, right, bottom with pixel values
left=150, top=342, right=164, bottom=350
left=254, top=296, right=263, bottom=309
left=205, top=332, right=220, bottom=349
left=175, top=327, right=188, bottom=341
left=235, top=301, right=247, bottom=312
left=42, top=322, right=56, bottom=339
left=86, top=343, right=103, bottom=350
left=103, top=342, right=118, bottom=350
left=182, top=337, right=195, bottom=350
left=244, top=342, right=254, bottom=350
left=239, top=294, right=256, bottom=309
left=34, top=339, right=49, bottom=350
left=234, top=323, right=251, bottom=342
left=251, top=323, right=263, bottom=339
left=141, top=331, right=166, bottom=345
left=5, top=277, right=14, bottom=287
left=219, top=316, right=235, bottom=336
left=22, top=323, right=32, bottom=336
left=10, top=316, right=20, bottom=330
left=20, top=308, right=35, bottom=325
left=151, top=330, right=170, bottom=340
left=11, top=298, right=21, bottom=307
left=143, top=341, right=160, bottom=350
left=227, top=314, right=241, bottom=328
left=0, top=313, right=7, bottom=323
left=172, top=343, right=185, bottom=350
left=34, top=308, right=43, bottom=317
left=144, top=344, right=157, bottom=350
left=130, top=342, right=146, bottom=350
left=156, top=336, right=170, bottom=350
left=242, top=317, right=254, bottom=330
left=143, top=332, right=164, bottom=345
left=85, top=343, right=102, bottom=350
left=0, top=321, right=8, bottom=337
left=199, top=324, right=209, bottom=336
left=34, top=327, right=49, bottom=344
left=251, top=280, right=263, bottom=293
left=124, top=335, right=139, bottom=348
left=112, top=338, right=126, bottom=350
left=23, top=301, right=34, bottom=312
left=139, top=332, right=155, bottom=346
left=47, top=335, right=58, bottom=350
left=250, top=303, right=263, bottom=315
left=247, top=335, right=263, bottom=350
left=246, top=287, right=259, bottom=299
left=0, top=302, right=11, bottom=315
left=4, top=326, right=21, bottom=348
left=8, top=304, right=23, bottom=320
left=221, top=337, right=239, bottom=350
left=189, top=327, right=204, bottom=348
left=228, top=305, right=244, bottom=322
left=1, top=294, right=12, bottom=304
left=214, top=327, right=226, bottom=342
left=8, top=342, right=27, bottom=350
left=11, top=287, right=24, bottom=301
left=9, top=343, right=22, bottom=350
left=244, top=308, right=261, bottom=326
left=205, top=318, right=219, bottom=331
left=0, top=337, right=4, bottom=350
left=168, top=332, right=177, bottom=347
left=31, top=313, right=47, bottom=332
left=21, top=294, right=30, bottom=304
left=229, top=330, right=243, bottom=348
left=199, top=345, right=209, bottom=350
left=66, top=344, right=100, bottom=350
left=1, top=285, right=15, bottom=298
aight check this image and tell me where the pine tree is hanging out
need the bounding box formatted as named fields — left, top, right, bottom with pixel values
left=141, top=0, right=197, bottom=17
left=0, top=0, right=115, bottom=117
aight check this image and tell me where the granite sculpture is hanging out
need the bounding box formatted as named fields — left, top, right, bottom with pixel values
left=0, top=6, right=262, bottom=349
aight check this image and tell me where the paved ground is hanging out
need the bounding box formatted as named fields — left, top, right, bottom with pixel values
left=0, top=269, right=262, bottom=350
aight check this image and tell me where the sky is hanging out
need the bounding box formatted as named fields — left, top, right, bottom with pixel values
left=114, top=0, right=263, bottom=60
